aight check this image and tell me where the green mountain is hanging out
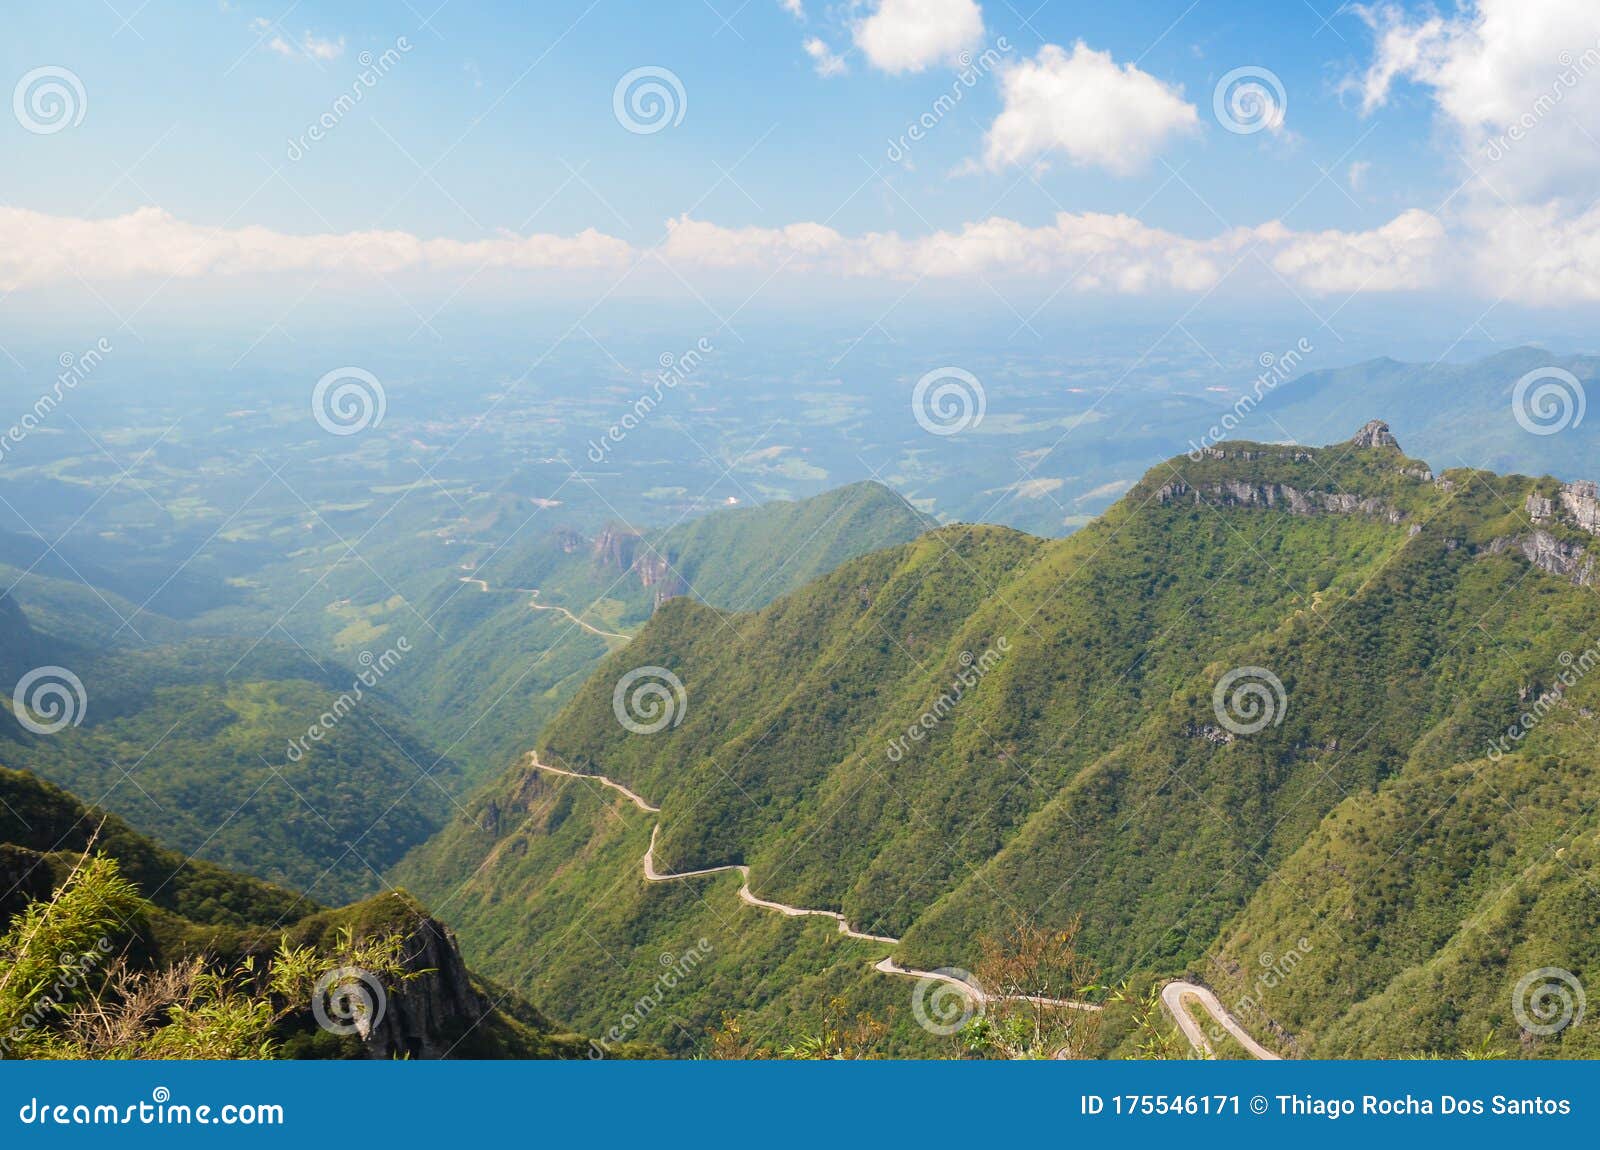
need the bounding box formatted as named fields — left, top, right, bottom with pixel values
left=397, top=422, right=1600, bottom=1058
left=0, top=635, right=459, bottom=907
left=0, top=766, right=598, bottom=1059
left=373, top=479, right=933, bottom=786
left=0, top=482, right=926, bottom=911
left=1269, top=347, right=1598, bottom=484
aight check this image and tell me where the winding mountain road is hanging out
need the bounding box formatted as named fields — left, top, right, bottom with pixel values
left=523, top=753, right=1275, bottom=1057
left=1160, top=981, right=1280, bottom=1060
left=458, top=576, right=631, bottom=642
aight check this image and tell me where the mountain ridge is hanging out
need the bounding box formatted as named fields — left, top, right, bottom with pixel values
left=398, top=421, right=1600, bottom=1057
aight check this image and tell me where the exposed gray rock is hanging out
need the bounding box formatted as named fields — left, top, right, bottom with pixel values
left=1560, top=480, right=1600, bottom=534
left=1156, top=480, right=1404, bottom=523
left=1351, top=419, right=1399, bottom=449
left=364, top=914, right=496, bottom=1060
left=1486, top=530, right=1596, bottom=586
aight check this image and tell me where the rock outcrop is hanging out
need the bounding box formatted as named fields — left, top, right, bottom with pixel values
left=1351, top=419, right=1399, bottom=449
left=634, top=548, right=688, bottom=606
left=592, top=527, right=640, bottom=572
left=363, top=913, right=499, bottom=1061
left=1156, top=479, right=1405, bottom=524
left=1486, top=530, right=1596, bottom=586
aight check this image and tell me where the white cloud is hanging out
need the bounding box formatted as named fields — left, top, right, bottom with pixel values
left=779, top=0, right=804, bottom=17
left=0, top=205, right=631, bottom=292
left=1260, top=209, right=1446, bottom=293
left=1348, top=160, right=1372, bottom=191
left=300, top=32, right=346, bottom=62
left=661, top=210, right=1444, bottom=296
left=804, top=37, right=847, bottom=77
left=852, top=0, right=984, bottom=75
left=984, top=42, right=1199, bottom=174
left=249, top=16, right=345, bottom=62
left=11, top=202, right=1598, bottom=304
left=1466, top=199, right=1600, bottom=304
left=1352, top=0, right=1600, bottom=202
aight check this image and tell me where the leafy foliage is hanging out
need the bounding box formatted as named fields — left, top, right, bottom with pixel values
left=400, top=431, right=1600, bottom=1058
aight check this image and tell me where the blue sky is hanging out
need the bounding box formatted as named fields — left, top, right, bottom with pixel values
left=3, top=1, right=1600, bottom=338
left=7, top=1, right=1436, bottom=239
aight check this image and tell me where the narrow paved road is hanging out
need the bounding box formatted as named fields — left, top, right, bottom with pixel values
left=524, top=754, right=1275, bottom=1056
left=644, top=825, right=900, bottom=942
left=1160, top=981, right=1280, bottom=1059
left=459, top=576, right=632, bottom=641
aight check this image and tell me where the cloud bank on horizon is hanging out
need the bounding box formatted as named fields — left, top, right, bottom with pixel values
left=6, top=0, right=1600, bottom=308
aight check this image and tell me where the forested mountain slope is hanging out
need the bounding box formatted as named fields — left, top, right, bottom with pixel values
left=380, top=480, right=933, bottom=784
left=0, top=767, right=599, bottom=1059
left=398, top=422, right=1600, bottom=1058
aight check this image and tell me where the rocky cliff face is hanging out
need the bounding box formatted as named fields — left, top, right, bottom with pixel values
left=1156, top=478, right=1406, bottom=524
left=1351, top=418, right=1399, bottom=449
left=634, top=549, right=689, bottom=606
left=362, top=914, right=496, bottom=1060
left=586, top=527, right=688, bottom=607
left=592, top=527, right=640, bottom=572
left=1500, top=481, right=1600, bottom=585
